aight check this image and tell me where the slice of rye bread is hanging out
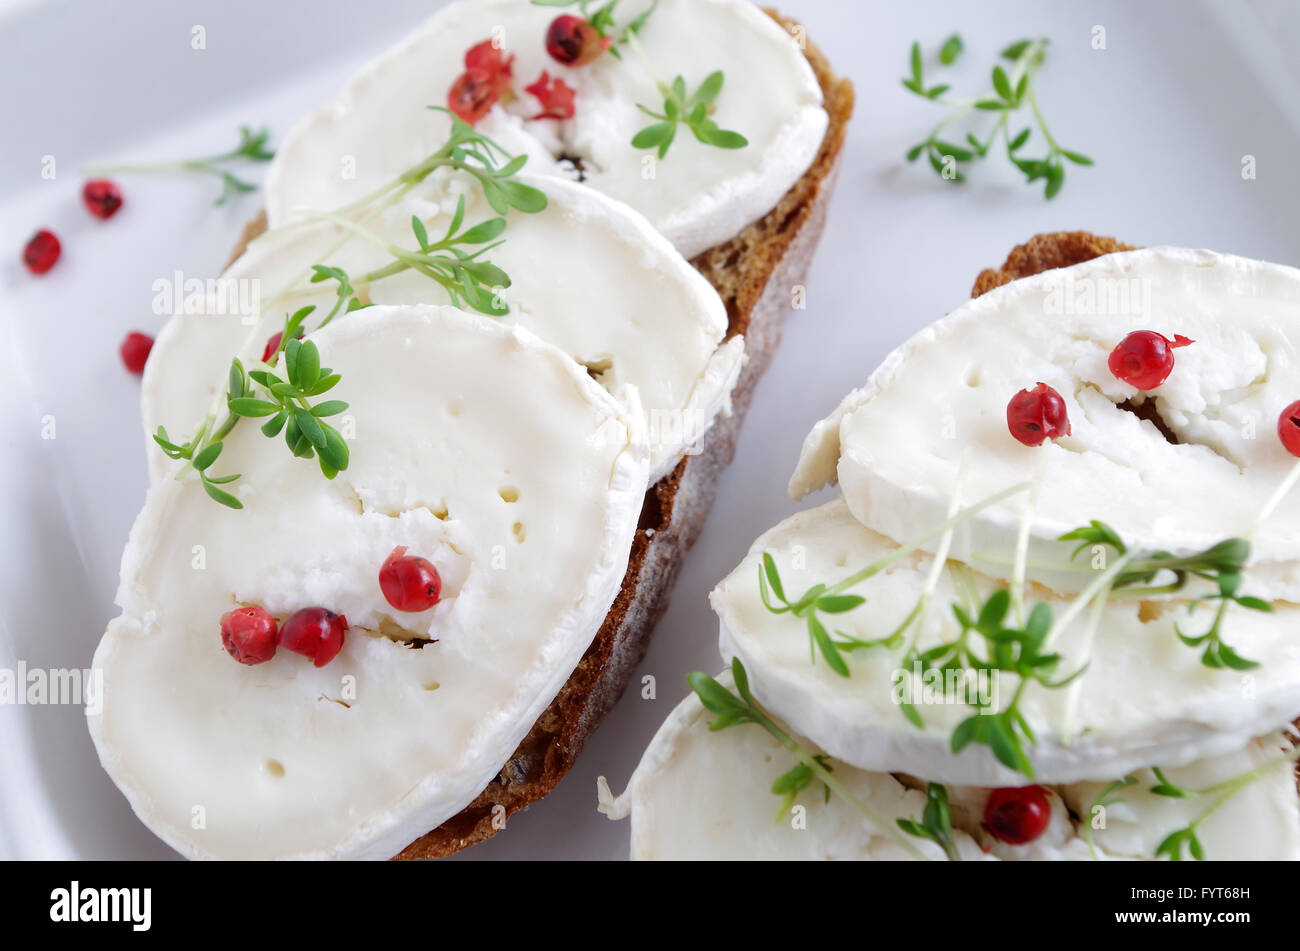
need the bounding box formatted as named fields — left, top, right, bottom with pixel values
left=219, top=9, right=853, bottom=857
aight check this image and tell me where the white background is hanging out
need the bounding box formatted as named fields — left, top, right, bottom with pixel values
left=3, top=0, right=1300, bottom=859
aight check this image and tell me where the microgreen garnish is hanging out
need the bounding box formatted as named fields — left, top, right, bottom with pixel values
left=1148, top=742, right=1300, bottom=861
left=756, top=482, right=1033, bottom=677
left=751, top=476, right=1273, bottom=779
left=298, top=110, right=546, bottom=238
left=154, top=306, right=350, bottom=508
left=770, top=754, right=833, bottom=822
left=266, top=110, right=545, bottom=325
left=758, top=552, right=899, bottom=677
left=1155, top=825, right=1206, bottom=862
left=1083, top=776, right=1137, bottom=861
left=308, top=265, right=365, bottom=329
left=531, top=0, right=736, bottom=159
left=161, top=117, right=547, bottom=508
left=229, top=310, right=351, bottom=479
left=312, top=202, right=512, bottom=317
left=938, top=33, right=963, bottom=66
left=86, top=125, right=275, bottom=205
left=942, top=592, right=1085, bottom=778
left=897, top=783, right=960, bottom=860
left=1174, top=573, right=1269, bottom=670
left=153, top=417, right=244, bottom=509
left=531, top=0, right=659, bottom=59
left=687, top=659, right=923, bottom=857
left=284, top=113, right=546, bottom=317
left=1149, top=767, right=1194, bottom=798
left=902, top=36, right=1092, bottom=198
left=1058, top=519, right=1126, bottom=559
left=406, top=109, right=549, bottom=215
left=632, top=71, right=748, bottom=159
left=1058, top=522, right=1268, bottom=669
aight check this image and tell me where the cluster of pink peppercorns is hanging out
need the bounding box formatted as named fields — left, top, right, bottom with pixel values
left=219, top=547, right=443, bottom=667
left=1008, top=329, right=1300, bottom=460
left=445, top=14, right=611, bottom=126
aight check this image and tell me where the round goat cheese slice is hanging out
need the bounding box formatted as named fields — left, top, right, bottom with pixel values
left=615, top=674, right=1300, bottom=860
left=712, top=498, right=1300, bottom=786
left=91, top=305, right=648, bottom=860
left=790, top=248, right=1300, bottom=601
left=265, top=0, right=828, bottom=258
left=143, top=172, right=739, bottom=484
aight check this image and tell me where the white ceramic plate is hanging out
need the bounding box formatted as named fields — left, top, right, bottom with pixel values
left=3, top=0, right=1300, bottom=860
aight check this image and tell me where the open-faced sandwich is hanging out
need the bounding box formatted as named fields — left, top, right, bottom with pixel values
left=87, top=0, right=852, bottom=859
left=604, top=233, right=1300, bottom=860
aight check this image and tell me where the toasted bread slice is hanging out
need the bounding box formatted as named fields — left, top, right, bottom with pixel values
left=222, top=8, right=852, bottom=858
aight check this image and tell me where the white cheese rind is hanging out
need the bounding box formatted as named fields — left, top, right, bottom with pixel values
left=143, top=172, right=737, bottom=484
left=619, top=675, right=1300, bottom=860
left=91, top=305, right=648, bottom=860
left=265, top=0, right=827, bottom=258
left=790, top=248, right=1300, bottom=601
left=712, top=498, right=1300, bottom=786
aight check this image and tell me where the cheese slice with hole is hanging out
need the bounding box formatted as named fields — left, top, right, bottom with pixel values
left=265, top=0, right=827, bottom=258
left=91, top=305, right=647, bottom=860
left=611, top=672, right=1300, bottom=860
left=143, top=171, right=739, bottom=484
left=712, top=498, right=1300, bottom=786
left=790, top=248, right=1300, bottom=601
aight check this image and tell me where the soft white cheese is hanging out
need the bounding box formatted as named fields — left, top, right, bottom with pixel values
left=265, top=0, right=828, bottom=258
left=618, top=669, right=991, bottom=860
left=91, top=305, right=648, bottom=860
left=143, top=171, right=738, bottom=484
left=790, top=248, right=1300, bottom=601
left=614, top=672, right=1300, bottom=860
left=712, top=498, right=1300, bottom=786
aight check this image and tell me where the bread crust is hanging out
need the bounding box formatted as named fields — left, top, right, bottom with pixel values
left=971, top=231, right=1136, bottom=298
left=220, top=9, right=853, bottom=859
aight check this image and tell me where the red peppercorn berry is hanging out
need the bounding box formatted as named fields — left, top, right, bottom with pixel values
left=545, top=15, right=610, bottom=67
left=220, top=606, right=279, bottom=665
left=261, top=328, right=303, bottom=364
left=120, top=332, right=154, bottom=375
left=1278, top=400, right=1300, bottom=457
left=464, top=39, right=514, bottom=87
left=83, top=179, right=124, bottom=219
left=1107, top=330, right=1193, bottom=390
left=23, top=229, right=61, bottom=275
left=446, top=38, right=516, bottom=126
left=1006, top=382, right=1072, bottom=447
left=448, top=68, right=500, bottom=125
left=984, top=785, right=1052, bottom=845
left=279, top=607, right=348, bottom=668
left=379, top=546, right=443, bottom=612
left=525, top=71, right=576, bottom=120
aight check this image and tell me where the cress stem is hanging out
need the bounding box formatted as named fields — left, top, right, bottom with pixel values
left=755, top=710, right=927, bottom=860
left=824, top=481, right=1033, bottom=596
left=1011, top=451, right=1046, bottom=625
left=1248, top=457, right=1300, bottom=542
left=1043, top=552, right=1135, bottom=648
